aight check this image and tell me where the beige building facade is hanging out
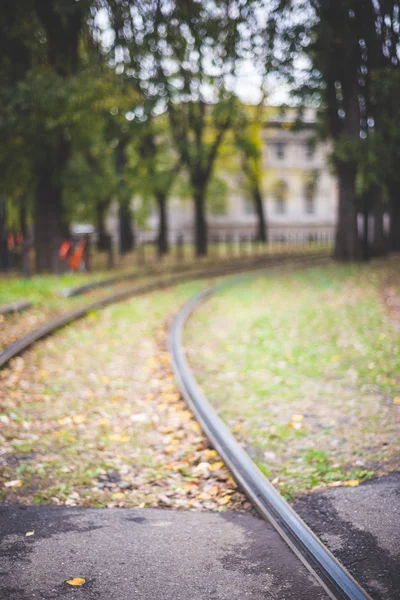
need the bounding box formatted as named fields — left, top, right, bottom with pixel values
left=108, top=108, right=338, bottom=245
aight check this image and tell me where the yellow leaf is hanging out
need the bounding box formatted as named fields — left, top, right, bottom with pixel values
left=289, top=421, right=304, bottom=430
left=209, top=461, right=224, bottom=472
left=72, top=415, right=85, bottom=425
left=191, top=422, right=201, bottom=431
left=291, top=414, right=304, bottom=422
left=66, top=578, right=86, bottom=587
left=161, top=426, right=174, bottom=434
left=344, top=480, right=359, bottom=487
left=219, top=495, right=232, bottom=505
left=393, top=397, right=400, bottom=405
left=99, top=417, right=109, bottom=426
left=164, top=445, right=175, bottom=454
left=112, top=492, right=125, bottom=500
left=101, top=376, right=110, bottom=383
left=232, top=424, right=242, bottom=433
left=109, top=434, right=129, bottom=442
left=5, top=479, right=22, bottom=488
left=205, top=449, right=218, bottom=461
left=25, top=531, right=34, bottom=536
left=39, top=369, right=47, bottom=378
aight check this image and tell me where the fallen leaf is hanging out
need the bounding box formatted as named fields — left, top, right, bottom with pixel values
left=112, top=492, right=125, bottom=500
left=25, top=531, right=34, bottom=537
left=4, top=479, right=22, bottom=488
left=205, top=449, right=218, bottom=461
left=66, top=578, right=86, bottom=587
left=344, top=480, right=359, bottom=487
left=291, top=414, right=304, bottom=422
left=72, top=414, right=85, bottom=425
left=219, top=495, right=232, bottom=505
left=289, top=421, right=304, bottom=430
left=232, top=424, right=242, bottom=433
left=109, top=434, right=130, bottom=442
left=393, top=397, right=400, bottom=405
left=209, top=461, right=224, bottom=472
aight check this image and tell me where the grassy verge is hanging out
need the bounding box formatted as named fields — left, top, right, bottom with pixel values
left=184, top=258, right=400, bottom=500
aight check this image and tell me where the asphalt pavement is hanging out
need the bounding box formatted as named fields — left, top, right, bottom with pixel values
left=294, top=471, right=400, bottom=600
left=0, top=505, right=327, bottom=600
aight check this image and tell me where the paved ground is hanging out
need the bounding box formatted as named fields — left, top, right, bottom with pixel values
left=294, top=471, right=400, bottom=600
left=0, top=505, right=328, bottom=600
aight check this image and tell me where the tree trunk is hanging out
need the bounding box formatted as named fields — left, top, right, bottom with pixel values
left=34, top=165, right=64, bottom=273
left=193, top=185, right=207, bottom=256
left=156, top=192, right=169, bottom=256
left=371, top=186, right=387, bottom=257
left=361, top=193, right=370, bottom=262
left=252, top=184, right=267, bottom=243
left=390, top=188, right=400, bottom=252
left=334, top=162, right=362, bottom=261
left=0, top=199, right=8, bottom=271
left=119, top=203, right=134, bottom=255
left=96, top=198, right=111, bottom=251
left=19, top=199, right=28, bottom=239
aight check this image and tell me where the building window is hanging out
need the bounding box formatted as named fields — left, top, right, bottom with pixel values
left=273, top=180, right=288, bottom=215
left=275, top=142, right=285, bottom=159
left=304, top=182, right=316, bottom=214
left=305, top=142, right=315, bottom=160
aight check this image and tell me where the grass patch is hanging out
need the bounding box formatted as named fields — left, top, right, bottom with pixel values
left=185, top=258, right=400, bottom=498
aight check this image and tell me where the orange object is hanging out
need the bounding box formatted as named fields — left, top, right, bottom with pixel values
left=69, top=239, right=86, bottom=271
left=59, top=240, right=71, bottom=260
left=7, top=233, right=15, bottom=250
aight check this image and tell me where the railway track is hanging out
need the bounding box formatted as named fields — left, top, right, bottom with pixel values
left=0, top=252, right=370, bottom=599
left=169, top=274, right=372, bottom=600
left=0, top=252, right=328, bottom=369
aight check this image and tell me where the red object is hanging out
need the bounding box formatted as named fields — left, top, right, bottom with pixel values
left=7, top=233, right=15, bottom=250
left=59, top=240, right=71, bottom=260
left=69, top=239, right=86, bottom=271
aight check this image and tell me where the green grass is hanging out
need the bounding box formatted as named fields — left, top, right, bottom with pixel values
left=185, top=258, right=400, bottom=499
left=0, top=271, right=115, bottom=305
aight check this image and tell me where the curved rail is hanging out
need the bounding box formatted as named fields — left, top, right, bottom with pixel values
left=168, top=276, right=372, bottom=600
left=0, top=253, right=328, bottom=370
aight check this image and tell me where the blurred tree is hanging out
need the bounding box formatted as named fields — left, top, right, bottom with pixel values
left=108, top=0, right=268, bottom=256
left=233, top=104, right=268, bottom=243
left=132, top=115, right=181, bottom=256
left=272, top=0, right=399, bottom=261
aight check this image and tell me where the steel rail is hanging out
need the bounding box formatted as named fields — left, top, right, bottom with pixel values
left=60, top=249, right=324, bottom=298
left=0, top=300, right=32, bottom=316
left=0, top=253, right=328, bottom=370
left=169, top=276, right=372, bottom=600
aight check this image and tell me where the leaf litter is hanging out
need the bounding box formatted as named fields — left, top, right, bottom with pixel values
left=0, top=284, right=250, bottom=512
